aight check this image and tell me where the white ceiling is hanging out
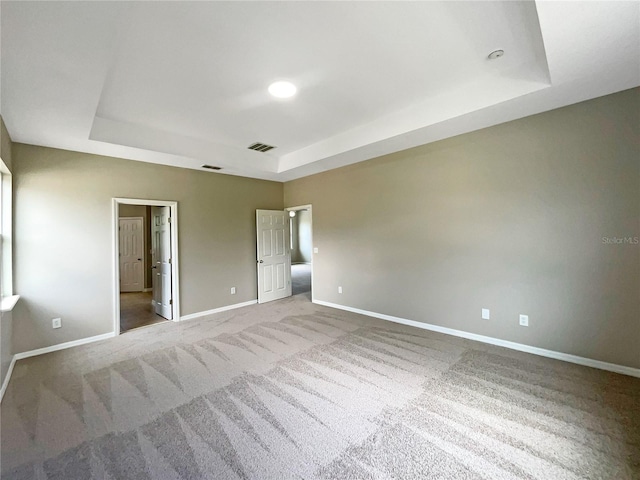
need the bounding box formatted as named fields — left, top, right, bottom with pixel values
left=1, top=1, right=638, bottom=182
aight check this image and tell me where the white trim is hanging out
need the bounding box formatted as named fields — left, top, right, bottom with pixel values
left=143, top=287, right=153, bottom=292
left=0, top=294, right=19, bottom=312
left=114, top=198, right=180, bottom=208
left=0, top=331, right=116, bottom=402
left=285, top=204, right=313, bottom=302
left=313, top=299, right=640, bottom=378
left=180, top=300, right=257, bottom=322
left=1, top=299, right=255, bottom=402
left=0, top=167, right=14, bottom=298
left=13, top=332, right=116, bottom=361
left=0, top=355, right=17, bottom=402
left=0, top=299, right=250, bottom=401
left=113, top=198, right=181, bottom=334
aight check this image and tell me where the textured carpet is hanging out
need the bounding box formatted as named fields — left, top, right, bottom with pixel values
left=1, top=294, right=639, bottom=479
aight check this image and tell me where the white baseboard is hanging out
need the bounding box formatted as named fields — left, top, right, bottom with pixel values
left=143, top=288, right=152, bottom=293
left=2, top=299, right=258, bottom=398
left=313, top=299, right=640, bottom=378
left=180, top=300, right=257, bottom=322
left=14, top=332, right=117, bottom=361
left=0, top=355, right=17, bottom=403
left=1, top=331, right=117, bottom=403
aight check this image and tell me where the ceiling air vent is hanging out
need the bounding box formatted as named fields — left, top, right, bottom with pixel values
left=202, top=164, right=222, bottom=171
left=248, top=142, right=276, bottom=153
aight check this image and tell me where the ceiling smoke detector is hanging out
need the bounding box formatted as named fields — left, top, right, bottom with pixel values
left=488, top=49, right=505, bottom=60
left=248, top=142, right=276, bottom=153
left=202, top=164, right=222, bottom=170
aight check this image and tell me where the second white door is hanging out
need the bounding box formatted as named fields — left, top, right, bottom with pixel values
left=257, top=210, right=291, bottom=303
left=119, top=217, right=144, bottom=292
left=152, top=206, right=173, bottom=319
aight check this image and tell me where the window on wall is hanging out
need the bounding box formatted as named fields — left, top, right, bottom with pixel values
left=0, top=157, right=15, bottom=308
left=289, top=210, right=296, bottom=250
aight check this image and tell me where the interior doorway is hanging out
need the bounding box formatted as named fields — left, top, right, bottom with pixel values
left=286, top=205, right=313, bottom=300
left=113, top=198, right=180, bottom=334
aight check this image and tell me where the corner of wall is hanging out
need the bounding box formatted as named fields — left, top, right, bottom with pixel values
left=0, top=310, right=15, bottom=401
left=0, top=116, right=14, bottom=398
left=0, top=115, right=14, bottom=172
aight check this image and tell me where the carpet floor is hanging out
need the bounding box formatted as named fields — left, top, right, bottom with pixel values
left=1, top=294, right=638, bottom=479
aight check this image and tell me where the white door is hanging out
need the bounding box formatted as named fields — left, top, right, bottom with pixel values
left=152, top=206, right=173, bottom=319
left=119, top=217, right=144, bottom=292
left=257, top=210, right=292, bottom=303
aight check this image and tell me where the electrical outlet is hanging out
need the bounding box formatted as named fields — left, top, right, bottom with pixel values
left=338, top=286, right=343, bottom=294
left=481, top=308, right=490, bottom=320
left=519, top=314, right=529, bottom=326
left=230, top=287, right=236, bottom=295
left=313, top=247, right=319, bottom=254
left=52, top=318, right=62, bottom=329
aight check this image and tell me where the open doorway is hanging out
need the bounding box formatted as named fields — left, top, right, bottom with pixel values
left=286, top=205, right=313, bottom=299
left=113, top=199, right=180, bottom=334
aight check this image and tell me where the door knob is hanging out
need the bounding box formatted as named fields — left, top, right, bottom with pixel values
left=137, top=258, right=142, bottom=261
left=258, top=260, right=264, bottom=263
left=152, top=266, right=157, bottom=269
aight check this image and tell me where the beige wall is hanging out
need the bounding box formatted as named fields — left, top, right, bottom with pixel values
left=284, top=88, right=640, bottom=369
left=5, top=88, right=639, bottom=368
left=1, top=115, right=13, bottom=172
left=291, top=209, right=312, bottom=264
left=0, top=116, right=13, bottom=384
left=12, top=145, right=283, bottom=353
left=119, top=204, right=152, bottom=289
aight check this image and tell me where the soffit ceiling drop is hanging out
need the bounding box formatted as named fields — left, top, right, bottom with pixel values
left=1, top=1, right=638, bottom=181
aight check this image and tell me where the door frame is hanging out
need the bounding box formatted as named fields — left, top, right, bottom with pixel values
left=118, top=216, right=145, bottom=292
left=285, top=204, right=313, bottom=302
left=112, top=198, right=180, bottom=334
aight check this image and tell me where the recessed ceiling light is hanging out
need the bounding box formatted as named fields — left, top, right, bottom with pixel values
left=268, top=81, right=297, bottom=98
left=488, top=49, right=505, bottom=60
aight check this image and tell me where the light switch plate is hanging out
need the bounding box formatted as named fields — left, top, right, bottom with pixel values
left=519, top=314, right=529, bottom=326
left=313, top=247, right=319, bottom=254
left=230, top=287, right=236, bottom=295
left=481, top=308, right=490, bottom=320
left=52, top=318, right=62, bottom=329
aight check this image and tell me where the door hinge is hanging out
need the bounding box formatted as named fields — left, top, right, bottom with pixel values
left=168, top=258, right=172, bottom=264
left=168, top=217, right=172, bottom=224
left=169, top=299, right=173, bottom=305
